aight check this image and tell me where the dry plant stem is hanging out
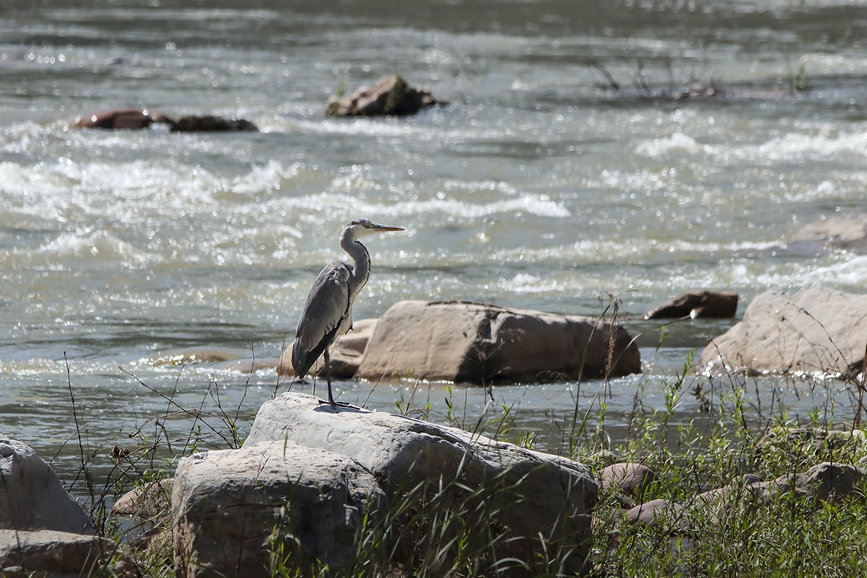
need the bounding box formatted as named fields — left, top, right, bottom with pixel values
left=64, top=352, right=96, bottom=496
left=119, top=366, right=240, bottom=448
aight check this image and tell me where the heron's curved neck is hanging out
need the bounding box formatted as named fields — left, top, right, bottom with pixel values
left=340, top=232, right=371, bottom=297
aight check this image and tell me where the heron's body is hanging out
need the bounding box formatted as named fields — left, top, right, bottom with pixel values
left=291, top=218, right=403, bottom=407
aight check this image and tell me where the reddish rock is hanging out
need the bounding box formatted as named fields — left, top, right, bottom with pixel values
left=645, top=291, right=738, bottom=319
left=169, top=115, right=257, bottom=132
left=75, top=108, right=169, bottom=129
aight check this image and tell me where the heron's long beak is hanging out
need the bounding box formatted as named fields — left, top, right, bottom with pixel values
left=370, top=223, right=404, bottom=232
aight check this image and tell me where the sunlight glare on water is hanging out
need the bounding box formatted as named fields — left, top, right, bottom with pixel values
left=1, top=0, right=866, bottom=483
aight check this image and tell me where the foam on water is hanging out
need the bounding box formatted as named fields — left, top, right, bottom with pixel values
left=4, top=0, right=867, bottom=484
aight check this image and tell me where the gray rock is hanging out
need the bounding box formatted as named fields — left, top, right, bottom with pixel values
left=0, top=436, right=94, bottom=535
left=356, top=300, right=640, bottom=383
left=173, top=441, right=383, bottom=578
left=645, top=291, right=738, bottom=319
left=239, top=392, right=598, bottom=575
left=699, top=288, right=867, bottom=376
left=0, top=529, right=111, bottom=576
left=761, top=462, right=864, bottom=504
left=696, top=463, right=862, bottom=522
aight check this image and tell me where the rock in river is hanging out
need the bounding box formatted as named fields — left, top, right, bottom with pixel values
left=645, top=290, right=738, bottom=319
left=326, top=74, right=445, bottom=117
left=699, top=288, right=867, bottom=377
left=357, top=300, right=640, bottom=383
left=787, top=214, right=867, bottom=255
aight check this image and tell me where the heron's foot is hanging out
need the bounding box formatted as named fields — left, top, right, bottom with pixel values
left=317, top=398, right=357, bottom=410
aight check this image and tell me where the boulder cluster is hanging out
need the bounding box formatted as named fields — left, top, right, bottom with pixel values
left=596, top=429, right=866, bottom=535
left=75, top=109, right=259, bottom=132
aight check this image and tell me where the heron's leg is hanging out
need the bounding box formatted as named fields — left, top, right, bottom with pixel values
left=324, top=349, right=336, bottom=407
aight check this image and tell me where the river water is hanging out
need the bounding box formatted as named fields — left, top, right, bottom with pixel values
left=2, top=0, right=866, bottom=489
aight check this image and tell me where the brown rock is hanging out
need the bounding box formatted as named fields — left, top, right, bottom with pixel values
left=625, top=499, right=683, bottom=527
left=276, top=318, right=377, bottom=379
left=600, top=463, right=657, bottom=500
left=169, top=115, right=258, bottom=132
left=326, top=74, right=445, bottom=117
left=111, top=478, right=173, bottom=520
left=700, top=288, right=867, bottom=376
left=357, top=300, right=640, bottom=383
left=645, top=291, right=738, bottom=319
left=75, top=108, right=169, bottom=129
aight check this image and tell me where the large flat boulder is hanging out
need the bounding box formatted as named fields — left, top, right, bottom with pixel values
left=173, top=441, right=384, bottom=578
left=356, top=300, right=640, bottom=383
left=0, top=436, right=94, bottom=535
left=699, top=288, right=867, bottom=376
left=173, top=393, right=599, bottom=576
left=237, top=392, right=598, bottom=575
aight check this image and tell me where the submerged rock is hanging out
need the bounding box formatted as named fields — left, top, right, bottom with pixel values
left=326, top=74, right=445, bottom=117
left=699, top=288, right=867, bottom=377
left=169, top=115, right=258, bottom=132
left=357, top=300, right=640, bottom=383
left=787, top=214, right=867, bottom=255
left=645, top=291, right=738, bottom=319
left=171, top=392, right=598, bottom=577
left=75, top=109, right=258, bottom=132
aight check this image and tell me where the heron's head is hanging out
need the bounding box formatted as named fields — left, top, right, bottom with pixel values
left=342, top=218, right=404, bottom=241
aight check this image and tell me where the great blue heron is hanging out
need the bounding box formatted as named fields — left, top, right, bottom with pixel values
left=291, top=218, right=404, bottom=408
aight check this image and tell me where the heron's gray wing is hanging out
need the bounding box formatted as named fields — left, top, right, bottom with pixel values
left=294, top=261, right=352, bottom=352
